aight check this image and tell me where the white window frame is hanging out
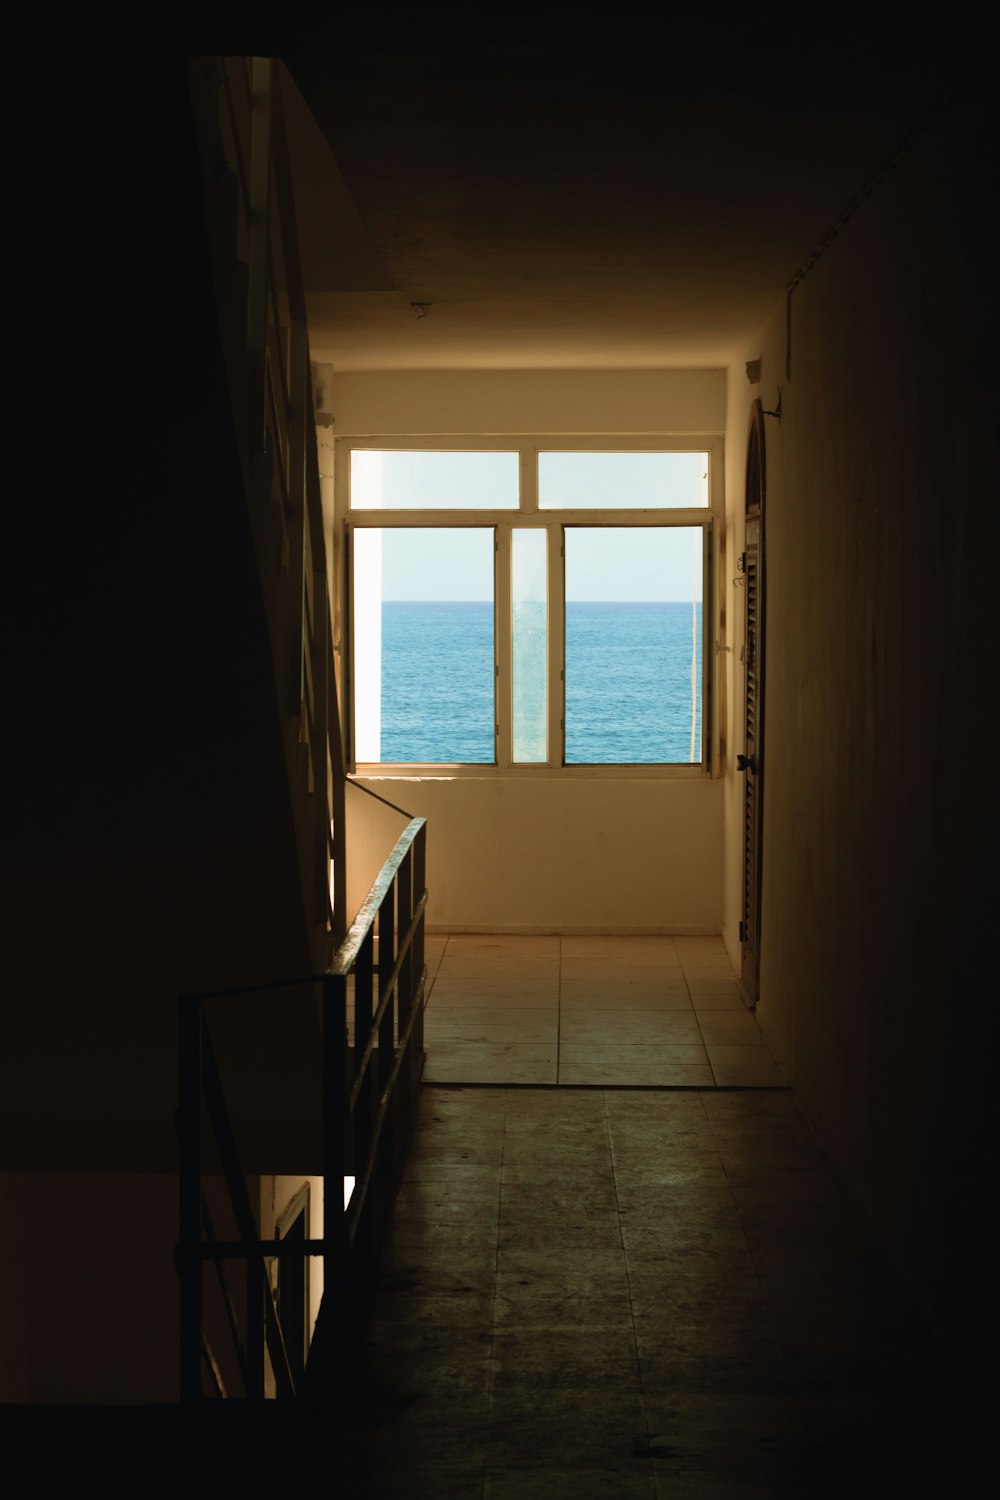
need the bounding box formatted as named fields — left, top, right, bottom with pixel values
left=336, top=434, right=724, bottom=779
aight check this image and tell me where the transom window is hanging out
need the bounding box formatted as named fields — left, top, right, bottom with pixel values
left=339, top=438, right=719, bottom=773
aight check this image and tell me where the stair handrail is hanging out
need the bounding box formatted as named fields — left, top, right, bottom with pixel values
left=177, top=816, right=428, bottom=1400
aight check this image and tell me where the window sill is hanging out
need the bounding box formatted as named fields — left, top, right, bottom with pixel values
left=351, top=763, right=712, bottom=781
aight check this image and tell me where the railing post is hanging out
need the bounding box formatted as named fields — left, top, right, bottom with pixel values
left=378, top=888, right=397, bottom=1184
left=322, top=974, right=349, bottom=1349
left=246, top=1256, right=265, bottom=1398
left=414, top=824, right=427, bottom=1059
left=397, top=851, right=414, bottom=1116
left=314, top=610, right=333, bottom=928
left=329, top=658, right=348, bottom=944
left=177, top=995, right=203, bottom=1402
left=351, top=930, right=376, bottom=1265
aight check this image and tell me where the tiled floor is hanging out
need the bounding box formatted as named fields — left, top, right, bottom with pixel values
left=422, top=934, right=786, bottom=1088
left=336, top=1086, right=952, bottom=1497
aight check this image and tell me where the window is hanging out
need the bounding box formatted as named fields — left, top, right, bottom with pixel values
left=341, top=440, right=718, bottom=772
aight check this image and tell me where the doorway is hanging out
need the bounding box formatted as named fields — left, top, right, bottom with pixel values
left=739, top=401, right=766, bottom=1005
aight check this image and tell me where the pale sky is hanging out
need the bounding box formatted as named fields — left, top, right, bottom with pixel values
left=353, top=449, right=708, bottom=511
left=354, top=449, right=708, bottom=602
left=380, top=526, right=704, bottom=602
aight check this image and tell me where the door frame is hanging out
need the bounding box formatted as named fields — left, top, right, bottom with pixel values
left=739, top=400, right=766, bottom=1007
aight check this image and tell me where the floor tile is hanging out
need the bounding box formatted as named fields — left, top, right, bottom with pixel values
left=561, top=934, right=678, bottom=957
left=559, top=991, right=695, bottom=1012
left=490, top=1331, right=638, bottom=1390
left=561, top=974, right=691, bottom=998
left=640, top=1350, right=793, bottom=1395
left=707, top=1049, right=788, bottom=1086
left=559, top=1011, right=698, bottom=1036
left=419, top=930, right=785, bottom=1086
left=494, top=1267, right=630, bottom=1303
left=373, top=1289, right=496, bottom=1329
left=684, top=975, right=745, bottom=991
left=369, top=1463, right=487, bottom=1498
left=500, top=1153, right=614, bottom=1182
left=491, top=1288, right=633, bottom=1327
left=426, top=1019, right=558, bottom=1044
left=436, top=956, right=561, bottom=980
left=428, top=1002, right=559, bottom=1022
left=497, top=1219, right=625, bottom=1251
left=562, top=1029, right=704, bottom=1057
left=560, top=1061, right=716, bottom=1087
left=424, top=1045, right=558, bottom=1085
left=621, top=1219, right=751, bottom=1261
left=604, top=1090, right=709, bottom=1120
left=485, top=1470, right=657, bottom=1499
left=566, top=1043, right=711, bottom=1071
left=561, top=959, right=686, bottom=983
left=640, top=1388, right=805, bottom=1451
left=674, top=941, right=732, bottom=958
left=499, top=1185, right=620, bottom=1223
left=485, top=1388, right=650, bottom=1469
left=429, top=977, right=559, bottom=1002
left=503, top=1130, right=610, bottom=1156
left=677, top=955, right=739, bottom=970
left=394, top=1194, right=500, bottom=1226
left=697, top=1017, right=766, bottom=1046
left=353, top=1078, right=933, bottom=1498
left=690, top=991, right=747, bottom=1010
left=614, top=1164, right=733, bottom=1199
left=611, top=1146, right=725, bottom=1175
left=403, top=1158, right=504, bottom=1183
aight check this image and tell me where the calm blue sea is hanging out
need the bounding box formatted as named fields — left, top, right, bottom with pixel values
left=381, top=601, right=702, bottom=763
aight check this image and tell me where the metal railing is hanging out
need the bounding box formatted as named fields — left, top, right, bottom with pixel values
left=177, top=817, right=428, bottom=1401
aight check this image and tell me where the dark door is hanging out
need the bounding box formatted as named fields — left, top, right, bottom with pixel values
left=740, top=402, right=766, bottom=1005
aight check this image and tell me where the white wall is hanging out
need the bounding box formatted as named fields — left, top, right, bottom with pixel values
left=260, top=1173, right=325, bottom=1398
left=334, top=368, right=727, bottom=933
left=348, top=775, right=722, bottom=933
left=328, top=368, right=724, bottom=436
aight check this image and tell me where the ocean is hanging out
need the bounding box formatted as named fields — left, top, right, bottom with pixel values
left=380, top=600, right=702, bottom=764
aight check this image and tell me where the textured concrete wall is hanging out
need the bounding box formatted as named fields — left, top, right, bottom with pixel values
left=1, top=52, right=318, bottom=1401
left=723, top=91, right=995, bottom=1347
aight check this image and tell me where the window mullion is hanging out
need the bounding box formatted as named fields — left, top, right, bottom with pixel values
left=522, top=444, right=539, bottom=514
left=547, top=521, right=565, bottom=767
left=495, top=524, right=512, bottom=769
left=705, top=520, right=716, bottom=774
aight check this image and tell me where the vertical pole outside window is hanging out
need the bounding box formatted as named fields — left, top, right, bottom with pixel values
left=494, top=525, right=512, bottom=768
left=511, top=527, right=549, bottom=764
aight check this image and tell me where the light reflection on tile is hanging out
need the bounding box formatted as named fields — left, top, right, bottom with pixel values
left=417, top=934, right=783, bottom=1089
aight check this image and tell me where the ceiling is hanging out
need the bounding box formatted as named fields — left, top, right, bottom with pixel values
left=281, top=21, right=981, bottom=371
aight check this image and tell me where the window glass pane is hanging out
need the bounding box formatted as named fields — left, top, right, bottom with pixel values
left=512, top=529, right=547, bottom=763
left=354, top=528, right=495, bottom=763
left=564, top=527, right=703, bottom=764
left=351, top=450, right=519, bottom=509
left=539, top=451, right=709, bottom=509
